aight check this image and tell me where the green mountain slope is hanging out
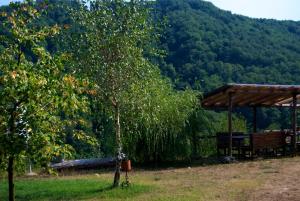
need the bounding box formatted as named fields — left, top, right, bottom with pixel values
left=2, top=0, right=300, bottom=93
left=156, top=0, right=300, bottom=91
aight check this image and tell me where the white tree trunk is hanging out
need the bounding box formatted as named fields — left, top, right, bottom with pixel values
left=113, top=104, right=122, bottom=187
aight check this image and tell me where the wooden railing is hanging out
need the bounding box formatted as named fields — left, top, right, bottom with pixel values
left=216, top=131, right=295, bottom=157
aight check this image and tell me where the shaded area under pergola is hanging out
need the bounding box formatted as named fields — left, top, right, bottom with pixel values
left=201, top=83, right=300, bottom=157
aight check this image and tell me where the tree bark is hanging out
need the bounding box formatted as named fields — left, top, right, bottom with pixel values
left=113, top=104, right=121, bottom=187
left=7, top=104, right=17, bottom=201
left=8, top=156, right=15, bottom=201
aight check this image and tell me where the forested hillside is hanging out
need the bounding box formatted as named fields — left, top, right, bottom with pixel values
left=2, top=0, right=300, bottom=91
left=156, top=0, right=300, bottom=91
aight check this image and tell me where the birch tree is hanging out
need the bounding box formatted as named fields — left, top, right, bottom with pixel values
left=71, top=0, right=159, bottom=186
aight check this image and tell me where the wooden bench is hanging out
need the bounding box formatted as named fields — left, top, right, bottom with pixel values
left=251, top=131, right=287, bottom=156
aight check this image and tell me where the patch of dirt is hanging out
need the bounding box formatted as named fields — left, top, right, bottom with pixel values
left=249, top=158, right=300, bottom=201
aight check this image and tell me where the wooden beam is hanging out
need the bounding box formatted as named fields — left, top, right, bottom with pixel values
left=202, top=91, right=229, bottom=104
left=237, top=94, right=270, bottom=106
left=209, top=92, right=237, bottom=107
left=229, top=89, right=291, bottom=95
left=232, top=93, right=258, bottom=105
left=253, top=107, right=257, bottom=133
left=292, top=93, right=297, bottom=153
left=202, top=94, right=227, bottom=106
left=253, top=94, right=289, bottom=105
left=249, top=94, right=285, bottom=106
left=228, top=92, right=233, bottom=157
left=252, top=104, right=300, bottom=108
left=275, top=97, right=293, bottom=106
left=266, top=96, right=292, bottom=106
left=203, top=103, right=300, bottom=109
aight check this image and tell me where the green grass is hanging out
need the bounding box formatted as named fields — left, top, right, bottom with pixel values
left=0, top=177, right=152, bottom=201
left=1, top=157, right=300, bottom=201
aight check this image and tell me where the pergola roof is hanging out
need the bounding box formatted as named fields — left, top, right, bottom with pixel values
left=202, top=83, right=300, bottom=108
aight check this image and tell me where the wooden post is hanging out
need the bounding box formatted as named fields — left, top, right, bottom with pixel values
left=228, top=93, right=233, bottom=157
left=253, top=107, right=257, bottom=133
left=292, top=93, right=297, bottom=153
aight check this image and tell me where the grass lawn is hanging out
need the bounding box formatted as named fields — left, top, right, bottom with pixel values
left=1, top=157, right=300, bottom=201
left=0, top=176, right=152, bottom=201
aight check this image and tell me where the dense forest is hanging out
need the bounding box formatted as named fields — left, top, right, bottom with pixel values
left=3, top=0, right=300, bottom=91
left=156, top=0, right=300, bottom=91
left=1, top=0, right=300, bottom=164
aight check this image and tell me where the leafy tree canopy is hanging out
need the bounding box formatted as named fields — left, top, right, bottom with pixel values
left=0, top=2, right=94, bottom=199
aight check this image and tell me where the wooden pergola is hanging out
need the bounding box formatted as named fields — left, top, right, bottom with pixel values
left=201, top=83, right=300, bottom=156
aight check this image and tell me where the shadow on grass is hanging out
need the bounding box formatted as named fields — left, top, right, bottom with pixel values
left=134, top=155, right=298, bottom=171
left=0, top=178, right=152, bottom=201
left=134, top=156, right=223, bottom=171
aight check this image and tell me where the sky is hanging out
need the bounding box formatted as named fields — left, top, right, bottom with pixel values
left=0, top=0, right=300, bottom=21
left=205, top=0, right=300, bottom=21
left=0, top=0, right=21, bottom=6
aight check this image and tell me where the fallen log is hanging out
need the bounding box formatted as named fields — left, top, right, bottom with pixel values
left=51, top=157, right=115, bottom=171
